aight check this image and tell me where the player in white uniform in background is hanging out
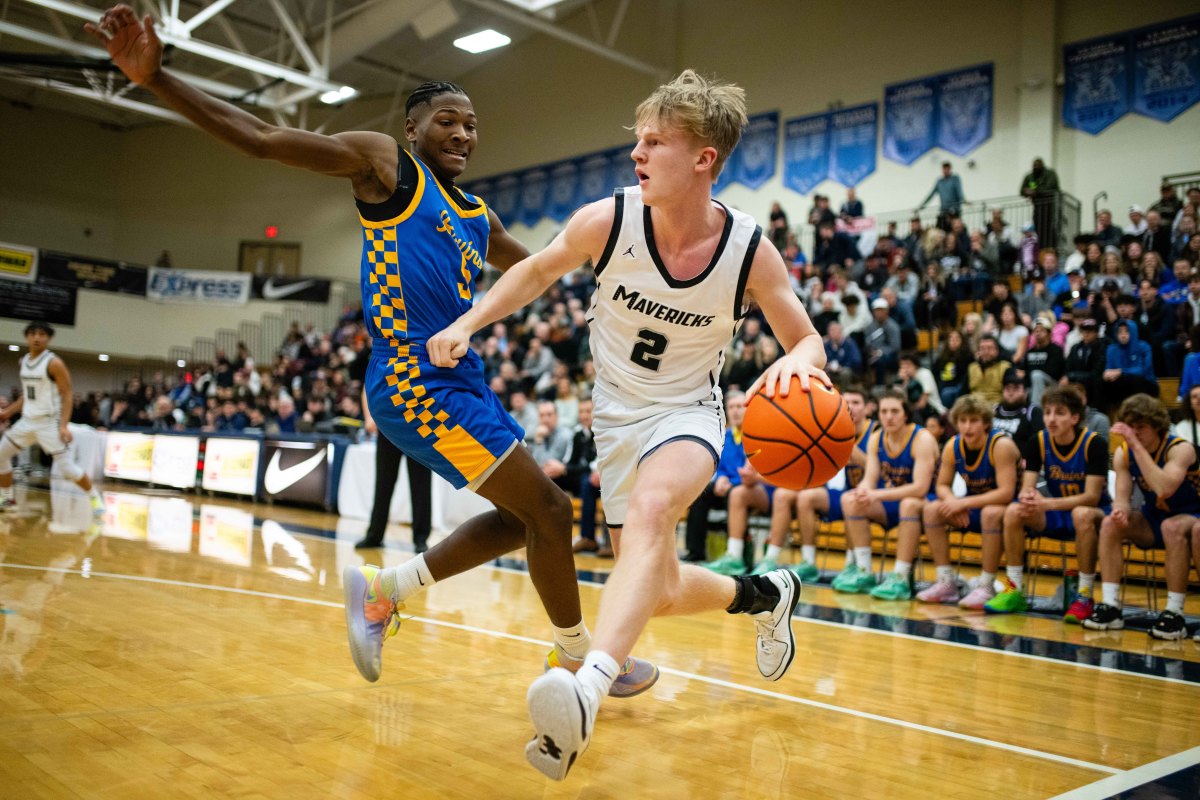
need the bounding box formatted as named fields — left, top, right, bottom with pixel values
left=430, top=71, right=829, bottom=780
left=0, top=323, right=103, bottom=513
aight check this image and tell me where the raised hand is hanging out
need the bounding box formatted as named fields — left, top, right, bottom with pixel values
left=83, top=5, right=163, bottom=86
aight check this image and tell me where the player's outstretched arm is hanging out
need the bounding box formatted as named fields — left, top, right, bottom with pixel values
left=745, top=243, right=828, bottom=398
left=427, top=200, right=612, bottom=368
left=84, top=5, right=390, bottom=184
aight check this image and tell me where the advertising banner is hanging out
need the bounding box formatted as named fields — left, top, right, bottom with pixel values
left=38, top=250, right=148, bottom=294
left=104, top=431, right=154, bottom=482
left=250, top=276, right=331, bottom=303
left=259, top=439, right=333, bottom=508
left=147, top=267, right=251, bottom=305
left=0, top=278, right=76, bottom=325
left=201, top=436, right=260, bottom=496
left=0, top=241, right=38, bottom=282
left=150, top=434, right=199, bottom=489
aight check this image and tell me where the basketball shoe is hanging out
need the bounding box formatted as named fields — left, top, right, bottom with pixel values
left=958, top=577, right=997, bottom=610
left=342, top=564, right=402, bottom=682
left=525, top=667, right=594, bottom=781
left=754, top=568, right=801, bottom=681
left=916, top=579, right=960, bottom=604
left=984, top=585, right=1028, bottom=614
left=544, top=645, right=659, bottom=698
left=870, top=572, right=912, bottom=601
left=791, top=560, right=820, bottom=582
left=1082, top=603, right=1124, bottom=631
left=749, top=556, right=779, bottom=576
left=1149, top=610, right=1187, bottom=641
left=704, top=551, right=747, bottom=576
left=1064, top=595, right=1094, bottom=624
left=831, top=563, right=875, bottom=593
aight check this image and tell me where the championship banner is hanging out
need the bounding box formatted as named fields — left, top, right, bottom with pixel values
left=607, top=145, right=635, bottom=194
left=489, top=173, right=520, bottom=223
left=150, top=434, right=199, bottom=489
left=936, top=64, right=993, bottom=156
left=828, top=103, right=878, bottom=188
left=0, top=241, right=38, bottom=282
left=465, top=176, right=493, bottom=207
left=546, top=159, right=580, bottom=222
left=202, top=436, right=260, bottom=496
left=577, top=150, right=613, bottom=206
left=250, top=275, right=332, bottom=303
left=883, top=77, right=937, bottom=165
left=0, top=278, right=76, bottom=325
left=1063, top=33, right=1133, bottom=134
left=713, top=154, right=736, bottom=195
left=38, top=250, right=148, bottom=294
left=783, top=112, right=830, bottom=195
left=104, top=431, right=154, bottom=482
left=517, top=166, right=549, bottom=228
left=732, top=111, right=779, bottom=190
left=147, top=267, right=250, bottom=305
left=1133, top=15, right=1200, bottom=122
left=259, top=439, right=333, bottom=508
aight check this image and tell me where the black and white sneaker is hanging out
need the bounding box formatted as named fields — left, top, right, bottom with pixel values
left=1149, top=609, right=1188, bottom=641
left=753, top=569, right=802, bottom=681
left=1082, top=603, right=1125, bottom=631
left=525, top=667, right=593, bottom=781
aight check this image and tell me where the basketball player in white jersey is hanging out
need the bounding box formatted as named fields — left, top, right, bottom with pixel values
left=0, top=323, right=103, bottom=513
left=430, top=71, right=828, bottom=780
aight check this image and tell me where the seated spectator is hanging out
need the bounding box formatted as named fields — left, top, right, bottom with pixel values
left=840, top=293, right=871, bottom=341
left=768, top=201, right=790, bottom=250
left=933, top=329, right=972, bottom=408
left=1143, top=210, right=1172, bottom=264
left=1160, top=257, right=1193, bottom=305
left=1081, top=240, right=1104, bottom=274
left=1019, top=223, right=1039, bottom=272
left=1089, top=249, right=1133, bottom=295
left=968, top=334, right=1011, bottom=405
left=1172, top=214, right=1197, bottom=262
left=914, top=261, right=956, bottom=330
left=561, top=399, right=610, bottom=557
left=811, top=292, right=843, bottom=337
left=1178, top=325, right=1200, bottom=402
left=895, top=352, right=944, bottom=414
left=1065, top=318, right=1106, bottom=402
left=995, top=303, right=1029, bottom=363
left=214, top=399, right=248, bottom=432
left=297, top=396, right=329, bottom=433
left=864, top=298, right=901, bottom=384
left=702, top=462, right=779, bottom=576
left=1103, top=320, right=1157, bottom=411
left=527, top=400, right=573, bottom=480
left=1093, top=209, right=1123, bottom=249
left=1018, top=269, right=1055, bottom=327
left=1054, top=267, right=1090, bottom=316
left=723, top=340, right=762, bottom=392
left=507, top=390, right=539, bottom=434
left=1016, top=316, right=1065, bottom=406
left=992, top=368, right=1044, bottom=452
left=814, top=220, right=861, bottom=271
left=1138, top=251, right=1166, bottom=287
left=1172, top=384, right=1200, bottom=446
left=1127, top=204, right=1148, bottom=235
left=840, top=188, right=864, bottom=220
left=1151, top=183, right=1183, bottom=225
left=552, top=376, right=580, bottom=429
left=1067, top=381, right=1110, bottom=439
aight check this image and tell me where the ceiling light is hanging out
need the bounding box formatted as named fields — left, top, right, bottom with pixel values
left=7, top=345, right=18, bottom=351
left=498, top=0, right=570, bottom=11
left=319, top=86, right=357, bottom=105
left=98, top=354, right=109, bottom=362
left=454, top=29, right=511, bottom=54
left=177, top=360, right=187, bottom=368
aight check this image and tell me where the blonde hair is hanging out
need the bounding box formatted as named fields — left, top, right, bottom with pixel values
left=634, top=69, right=747, bottom=179
left=950, top=394, right=995, bottom=427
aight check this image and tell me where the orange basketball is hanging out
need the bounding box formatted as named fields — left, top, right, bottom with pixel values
left=742, top=378, right=856, bottom=490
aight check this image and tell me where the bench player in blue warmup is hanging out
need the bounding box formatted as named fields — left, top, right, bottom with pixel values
left=86, top=4, right=657, bottom=693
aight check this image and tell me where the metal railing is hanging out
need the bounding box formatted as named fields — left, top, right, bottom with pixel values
left=1164, top=170, right=1200, bottom=195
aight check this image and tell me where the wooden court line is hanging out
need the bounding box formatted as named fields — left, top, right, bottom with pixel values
left=3, top=562, right=1119, bottom=776
left=1049, top=745, right=1200, bottom=799
left=490, top=564, right=1200, bottom=689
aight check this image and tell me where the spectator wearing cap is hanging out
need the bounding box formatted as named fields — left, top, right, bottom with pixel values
left=1016, top=317, right=1065, bottom=407
left=1127, top=205, right=1148, bottom=235
left=840, top=292, right=871, bottom=340
left=1103, top=319, right=1157, bottom=410
left=1018, top=267, right=1055, bottom=328
left=1093, top=209, right=1123, bottom=249
left=1054, top=265, right=1090, bottom=316
left=1151, top=183, right=1183, bottom=225
left=992, top=368, right=1044, bottom=452
left=1065, top=318, right=1106, bottom=402
left=920, top=161, right=966, bottom=217
left=864, top=297, right=901, bottom=384
left=968, top=334, right=1011, bottom=405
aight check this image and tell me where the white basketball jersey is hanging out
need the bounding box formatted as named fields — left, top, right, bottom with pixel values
left=587, top=186, right=761, bottom=406
left=19, top=350, right=60, bottom=419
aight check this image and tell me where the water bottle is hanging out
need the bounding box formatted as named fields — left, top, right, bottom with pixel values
left=1062, top=569, right=1079, bottom=612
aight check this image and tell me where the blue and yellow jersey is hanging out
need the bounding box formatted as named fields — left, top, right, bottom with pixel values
left=877, top=423, right=921, bottom=489
left=953, top=430, right=1006, bottom=496
left=358, top=147, right=490, bottom=351
left=1038, top=428, right=1111, bottom=504
left=845, top=419, right=875, bottom=488
left=1125, top=433, right=1200, bottom=517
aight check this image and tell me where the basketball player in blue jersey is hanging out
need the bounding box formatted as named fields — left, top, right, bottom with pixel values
left=992, top=386, right=1109, bottom=617
left=1084, top=394, right=1200, bottom=640
left=87, top=6, right=658, bottom=693
left=430, top=71, right=826, bottom=780
left=783, top=386, right=872, bottom=581
left=918, top=394, right=1020, bottom=607
left=840, top=391, right=939, bottom=599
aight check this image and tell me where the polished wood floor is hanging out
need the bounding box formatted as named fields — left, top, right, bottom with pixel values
left=2, top=482, right=1199, bottom=799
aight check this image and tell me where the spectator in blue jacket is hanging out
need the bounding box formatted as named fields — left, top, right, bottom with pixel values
left=1103, top=320, right=1158, bottom=411
left=824, top=321, right=863, bottom=383
left=682, top=391, right=747, bottom=563
left=814, top=221, right=862, bottom=271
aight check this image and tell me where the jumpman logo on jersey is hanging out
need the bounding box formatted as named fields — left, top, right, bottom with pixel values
left=622, top=244, right=636, bottom=258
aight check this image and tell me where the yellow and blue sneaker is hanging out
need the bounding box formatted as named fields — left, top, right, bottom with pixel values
left=342, top=564, right=402, bottom=682
left=544, top=644, right=660, bottom=698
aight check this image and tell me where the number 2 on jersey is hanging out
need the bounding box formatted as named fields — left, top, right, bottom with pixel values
left=630, top=328, right=669, bottom=371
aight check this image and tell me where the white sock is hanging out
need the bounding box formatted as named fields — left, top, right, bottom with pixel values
left=1101, top=582, right=1120, bottom=607
left=1006, top=566, right=1024, bottom=591
left=854, top=547, right=872, bottom=571
left=1167, top=592, right=1186, bottom=614
left=845, top=549, right=854, bottom=566
left=765, top=544, right=782, bottom=561
left=801, top=545, right=817, bottom=564
left=726, top=537, right=745, bottom=560
left=979, top=571, right=996, bottom=589
left=1079, top=573, right=1096, bottom=594
left=936, top=565, right=955, bottom=584
left=379, top=555, right=434, bottom=604
left=575, top=650, right=618, bottom=714
left=894, top=560, right=912, bottom=577
left=552, top=620, right=592, bottom=660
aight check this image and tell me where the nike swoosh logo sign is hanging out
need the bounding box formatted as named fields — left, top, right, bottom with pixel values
left=263, top=449, right=326, bottom=494
left=261, top=279, right=317, bottom=300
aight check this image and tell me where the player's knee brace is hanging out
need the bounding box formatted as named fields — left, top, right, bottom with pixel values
left=0, top=435, right=18, bottom=475
left=56, top=457, right=84, bottom=482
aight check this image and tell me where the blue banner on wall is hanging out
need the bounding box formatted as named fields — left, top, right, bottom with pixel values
left=546, top=160, right=579, bottom=222
left=883, top=77, right=937, bottom=165
left=937, top=64, right=993, bottom=155
left=607, top=145, right=634, bottom=194
left=466, top=176, right=493, bottom=207
left=518, top=167, right=549, bottom=228
left=731, top=111, right=779, bottom=190
left=577, top=151, right=612, bottom=206
left=1133, top=15, right=1200, bottom=122
left=1063, top=34, right=1133, bottom=134
left=828, top=103, right=878, bottom=187
left=489, top=173, right=520, bottom=223
left=782, top=112, right=830, bottom=195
